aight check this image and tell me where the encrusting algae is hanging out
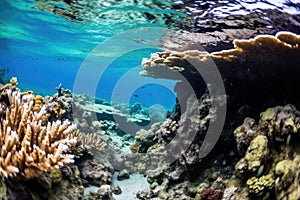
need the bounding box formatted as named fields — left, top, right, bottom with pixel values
left=0, top=77, right=77, bottom=180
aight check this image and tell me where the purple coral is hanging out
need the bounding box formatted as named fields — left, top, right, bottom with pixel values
left=158, top=119, right=179, bottom=142
left=200, top=188, right=223, bottom=200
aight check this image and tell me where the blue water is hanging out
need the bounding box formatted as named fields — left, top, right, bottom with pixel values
left=0, top=0, right=181, bottom=110
left=1, top=0, right=299, bottom=110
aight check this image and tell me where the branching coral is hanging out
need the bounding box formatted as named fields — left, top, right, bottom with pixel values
left=0, top=86, right=77, bottom=180
left=79, top=132, right=107, bottom=151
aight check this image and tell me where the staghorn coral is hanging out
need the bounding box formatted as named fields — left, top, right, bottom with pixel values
left=69, top=130, right=107, bottom=159
left=80, top=132, right=107, bottom=151
left=32, top=95, right=44, bottom=112
left=0, top=87, right=77, bottom=180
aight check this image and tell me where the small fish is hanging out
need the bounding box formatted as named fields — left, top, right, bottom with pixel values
left=286, top=134, right=292, bottom=146
left=256, top=165, right=264, bottom=177
left=134, top=94, right=139, bottom=97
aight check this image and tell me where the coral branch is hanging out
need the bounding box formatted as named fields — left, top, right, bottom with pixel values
left=0, top=83, right=77, bottom=180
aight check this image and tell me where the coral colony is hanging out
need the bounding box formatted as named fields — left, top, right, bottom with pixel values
left=0, top=31, right=300, bottom=199
left=0, top=78, right=76, bottom=180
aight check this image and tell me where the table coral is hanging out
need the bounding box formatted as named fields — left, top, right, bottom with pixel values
left=141, top=31, right=300, bottom=81
left=0, top=83, right=77, bottom=180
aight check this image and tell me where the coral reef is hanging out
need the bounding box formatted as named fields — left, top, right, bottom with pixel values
left=224, top=104, right=300, bottom=200
left=133, top=92, right=235, bottom=199
left=235, top=135, right=269, bottom=177
left=78, top=157, right=114, bottom=186
left=141, top=32, right=300, bottom=79
left=141, top=32, right=300, bottom=120
left=246, top=174, right=274, bottom=196
left=274, top=156, right=300, bottom=200
left=0, top=80, right=77, bottom=180
left=136, top=32, right=300, bottom=199
left=79, top=132, right=108, bottom=152
left=196, top=188, right=223, bottom=200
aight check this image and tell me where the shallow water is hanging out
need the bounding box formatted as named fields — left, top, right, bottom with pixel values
left=1, top=0, right=300, bottom=199
left=1, top=0, right=299, bottom=110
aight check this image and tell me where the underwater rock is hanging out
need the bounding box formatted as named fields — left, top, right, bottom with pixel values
left=158, top=119, right=179, bottom=142
left=47, top=89, right=97, bottom=133
left=222, top=186, right=239, bottom=200
left=83, top=103, right=150, bottom=128
left=234, top=104, right=300, bottom=156
left=0, top=179, right=7, bottom=198
left=142, top=32, right=300, bottom=111
left=37, top=172, right=53, bottom=190
left=79, top=157, right=114, bottom=186
left=112, top=185, right=122, bottom=195
left=274, top=156, right=300, bottom=200
left=117, top=169, right=130, bottom=181
left=230, top=104, right=300, bottom=200
left=130, top=123, right=160, bottom=153
left=98, top=184, right=113, bottom=200
left=50, top=169, right=62, bottom=184
left=233, top=117, right=257, bottom=155
left=196, top=188, right=223, bottom=200
left=235, top=135, right=269, bottom=178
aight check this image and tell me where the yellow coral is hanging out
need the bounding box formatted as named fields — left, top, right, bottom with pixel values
left=246, top=174, right=274, bottom=196
left=0, top=88, right=77, bottom=180
left=259, top=108, right=276, bottom=123
left=235, top=135, right=269, bottom=176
